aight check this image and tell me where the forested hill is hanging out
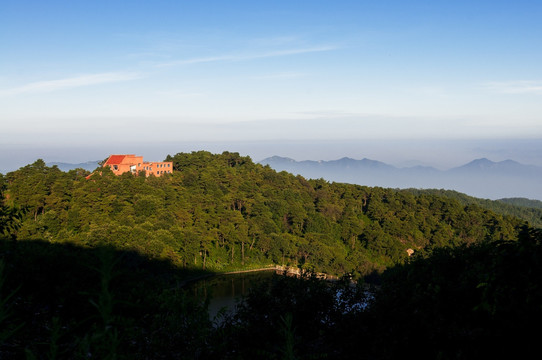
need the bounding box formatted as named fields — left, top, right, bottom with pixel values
left=1, top=151, right=531, bottom=277
left=499, top=197, right=542, bottom=209
left=402, top=189, right=542, bottom=228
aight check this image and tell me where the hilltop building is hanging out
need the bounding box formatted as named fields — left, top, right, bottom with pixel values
left=103, top=154, right=173, bottom=177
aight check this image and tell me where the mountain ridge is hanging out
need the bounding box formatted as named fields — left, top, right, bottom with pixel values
left=46, top=160, right=101, bottom=172
left=259, top=156, right=542, bottom=200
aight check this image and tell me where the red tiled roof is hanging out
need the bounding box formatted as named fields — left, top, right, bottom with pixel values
left=104, top=155, right=127, bottom=165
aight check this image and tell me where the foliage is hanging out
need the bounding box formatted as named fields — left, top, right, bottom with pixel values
left=0, top=174, right=26, bottom=238
left=367, top=226, right=542, bottom=358
left=403, top=188, right=542, bottom=228
left=3, top=153, right=529, bottom=278
left=0, top=240, right=213, bottom=359
left=498, top=197, right=542, bottom=210
left=218, top=228, right=542, bottom=359
left=0, top=227, right=540, bottom=358
left=0, top=152, right=540, bottom=358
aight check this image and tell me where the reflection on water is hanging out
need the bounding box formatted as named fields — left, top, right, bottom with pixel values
left=188, top=270, right=276, bottom=320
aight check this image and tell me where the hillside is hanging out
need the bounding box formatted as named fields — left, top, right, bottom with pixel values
left=1, top=151, right=541, bottom=359
left=1, top=152, right=530, bottom=277
left=401, top=189, right=542, bottom=228
left=498, top=197, right=542, bottom=209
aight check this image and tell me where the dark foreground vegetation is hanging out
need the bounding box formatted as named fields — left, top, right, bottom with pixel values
left=0, top=231, right=541, bottom=359
left=1, top=151, right=542, bottom=358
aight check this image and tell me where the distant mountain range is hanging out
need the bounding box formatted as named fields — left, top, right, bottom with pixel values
left=46, top=161, right=100, bottom=172
left=259, top=156, right=542, bottom=201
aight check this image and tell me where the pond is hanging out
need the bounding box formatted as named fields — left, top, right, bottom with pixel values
left=187, top=270, right=277, bottom=320
left=187, top=269, right=371, bottom=322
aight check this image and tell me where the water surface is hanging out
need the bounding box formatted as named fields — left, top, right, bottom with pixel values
left=188, top=270, right=276, bottom=320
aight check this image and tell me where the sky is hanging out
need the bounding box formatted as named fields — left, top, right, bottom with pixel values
left=1, top=0, right=542, bottom=172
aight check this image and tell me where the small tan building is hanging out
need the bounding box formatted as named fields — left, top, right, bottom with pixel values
left=103, top=154, right=173, bottom=177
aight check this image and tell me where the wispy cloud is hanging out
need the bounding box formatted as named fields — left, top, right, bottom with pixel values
left=484, top=80, right=542, bottom=95
left=0, top=72, right=142, bottom=96
left=247, top=35, right=302, bottom=47
left=249, top=72, right=306, bottom=80
left=157, top=46, right=336, bottom=67
left=156, top=90, right=205, bottom=98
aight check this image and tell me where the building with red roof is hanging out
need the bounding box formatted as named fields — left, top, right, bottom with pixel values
left=103, top=154, right=173, bottom=177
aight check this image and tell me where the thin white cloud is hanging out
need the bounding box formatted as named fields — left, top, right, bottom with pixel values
left=485, top=80, right=542, bottom=95
left=157, top=46, right=336, bottom=67
left=156, top=90, right=205, bottom=98
left=0, top=72, right=142, bottom=96
left=125, top=51, right=171, bottom=59
left=249, top=72, right=306, bottom=80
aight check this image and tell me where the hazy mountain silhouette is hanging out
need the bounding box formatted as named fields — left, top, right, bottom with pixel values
left=46, top=160, right=100, bottom=172
left=450, top=158, right=541, bottom=176
left=260, top=156, right=542, bottom=201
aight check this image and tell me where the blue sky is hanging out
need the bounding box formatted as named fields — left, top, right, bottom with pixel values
left=1, top=0, right=542, bottom=170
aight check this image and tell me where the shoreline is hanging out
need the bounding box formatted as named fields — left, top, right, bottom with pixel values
left=178, top=265, right=338, bottom=288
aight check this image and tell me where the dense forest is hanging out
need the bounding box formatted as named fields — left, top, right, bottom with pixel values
left=0, top=151, right=532, bottom=276
left=1, top=151, right=541, bottom=358
left=498, top=197, right=542, bottom=210
left=402, top=188, right=542, bottom=228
